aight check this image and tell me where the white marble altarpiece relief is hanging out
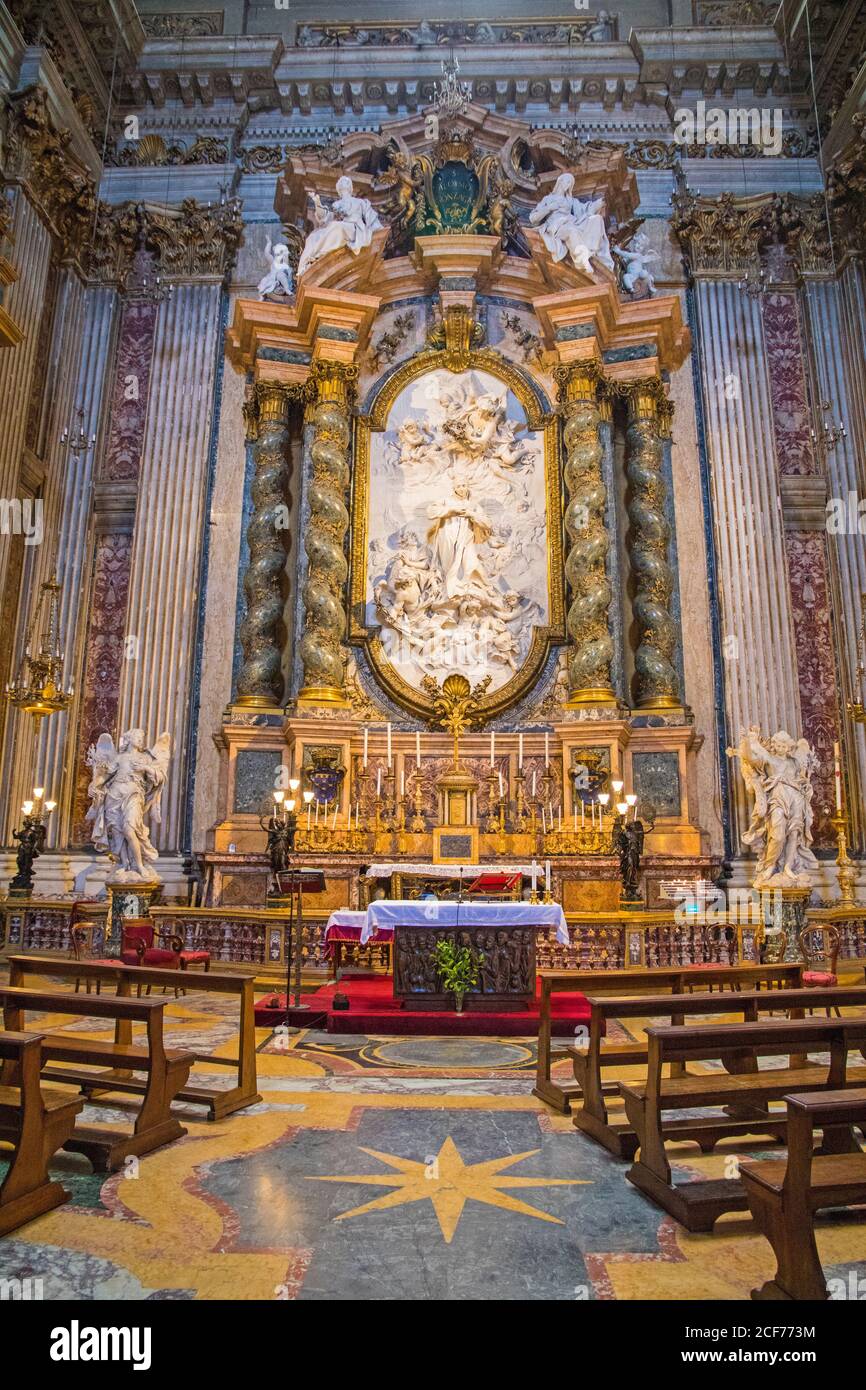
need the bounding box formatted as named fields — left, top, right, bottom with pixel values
left=360, top=367, right=556, bottom=706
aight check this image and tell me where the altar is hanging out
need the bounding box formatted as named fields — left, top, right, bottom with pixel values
left=325, top=900, right=568, bottom=1010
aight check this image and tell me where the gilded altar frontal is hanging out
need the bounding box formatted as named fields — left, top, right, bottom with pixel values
left=1, top=0, right=866, bottom=1326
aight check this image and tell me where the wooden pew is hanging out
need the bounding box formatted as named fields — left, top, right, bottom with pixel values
left=6, top=955, right=261, bottom=1121
left=534, top=962, right=805, bottom=1113
left=0, top=1031, right=83, bottom=1235
left=0, top=985, right=195, bottom=1173
left=573, top=985, right=866, bottom=1158
left=741, top=1088, right=866, bottom=1301
left=620, top=1015, right=866, bottom=1231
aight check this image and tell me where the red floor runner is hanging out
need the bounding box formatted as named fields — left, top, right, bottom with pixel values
left=255, top=974, right=591, bottom=1036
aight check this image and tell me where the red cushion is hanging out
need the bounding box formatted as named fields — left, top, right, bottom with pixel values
left=802, top=970, right=836, bottom=986
left=180, top=951, right=210, bottom=963
left=120, top=950, right=139, bottom=965
left=121, top=947, right=178, bottom=966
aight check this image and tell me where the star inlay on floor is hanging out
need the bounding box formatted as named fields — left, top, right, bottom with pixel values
left=309, top=1135, right=589, bottom=1243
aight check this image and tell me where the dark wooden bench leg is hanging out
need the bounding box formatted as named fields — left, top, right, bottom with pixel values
left=746, top=1187, right=828, bottom=1301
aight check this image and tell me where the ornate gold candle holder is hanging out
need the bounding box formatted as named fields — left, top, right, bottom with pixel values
left=830, top=810, right=858, bottom=907
left=410, top=770, right=426, bottom=833
left=514, top=771, right=528, bottom=832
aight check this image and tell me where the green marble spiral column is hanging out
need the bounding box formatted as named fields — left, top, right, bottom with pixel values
left=298, top=360, right=358, bottom=704
left=557, top=364, right=615, bottom=704
left=625, top=381, right=680, bottom=708
left=237, top=383, right=291, bottom=708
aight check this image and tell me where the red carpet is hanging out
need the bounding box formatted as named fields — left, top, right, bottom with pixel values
left=255, top=974, right=591, bottom=1036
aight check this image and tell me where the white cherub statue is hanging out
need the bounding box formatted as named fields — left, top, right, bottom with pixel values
left=615, top=231, right=660, bottom=296
left=257, top=237, right=294, bottom=300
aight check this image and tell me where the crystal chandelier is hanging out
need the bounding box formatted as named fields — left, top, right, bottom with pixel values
left=6, top=573, right=73, bottom=731
left=433, top=54, right=471, bottom=121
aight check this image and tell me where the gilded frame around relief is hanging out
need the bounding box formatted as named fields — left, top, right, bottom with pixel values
left=349, top=348, right=565, bottom=721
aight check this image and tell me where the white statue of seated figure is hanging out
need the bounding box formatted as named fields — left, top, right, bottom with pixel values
left=297, top=176, right=383, bottom=278
left=529, top=172, right=614, bottom=276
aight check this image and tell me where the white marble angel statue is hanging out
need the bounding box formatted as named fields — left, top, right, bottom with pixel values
left=296, top=176, right=383, bottom=278
left=257, top=237, right=294, bottom=300
left=85, top=729, right=171, bottom=884
left=615, top=231, right=659, bottom=295
left=529, top=172, right=614, bottom=275
left=726, top=726, right=819, bottom=889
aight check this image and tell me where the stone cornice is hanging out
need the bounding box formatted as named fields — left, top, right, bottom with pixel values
left=116, top=25, right=798, bottom=117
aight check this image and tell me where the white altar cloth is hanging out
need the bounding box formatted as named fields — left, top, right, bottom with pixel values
left=365, top=862, right=539, bottom=880
left=363, top=899, right=569, bottom=946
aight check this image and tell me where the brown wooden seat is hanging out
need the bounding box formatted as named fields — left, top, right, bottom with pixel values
left=6, top=955, right=262, bottom=1121
left=741, top=1088, right=866, bottom=1300
left=0, top=1031, right=83, bottom=1236
left=620, top=1015, right=866, bottom=1231
left=571, top=985, right=866, bottom=1159
left=533, top=962, right=806, bottom=1114
left=0, top=985, right=196, bottom=1173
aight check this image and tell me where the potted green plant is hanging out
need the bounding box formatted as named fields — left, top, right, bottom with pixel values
left=432, top=938, right=484, bottom=1014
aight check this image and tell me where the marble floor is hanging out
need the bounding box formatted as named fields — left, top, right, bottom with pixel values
left=1, top=984, right=865, bottom=1301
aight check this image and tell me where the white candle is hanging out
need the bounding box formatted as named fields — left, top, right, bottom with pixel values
left=400, top=768, right=405, bottom=798
left=531, top=859, right=538, bottom=892
left=315, top=800, right=319, bottom=825
left=834, top=741, right=843, bottom=812
left=581, top=800, right=585, bottom=828
left=387, top=723, right=392, bottom=767
left=490, top=730, right=495, bottom=767
left=518, top=733, right=524, bottom=770
left=531, top=769, right=537, bottom=798
left=332, top=803, right=338, bottom=829
left=544, top=732, right=550, bottom=767
left=307, top=805, right=311, bottom=830
left=545, top=859, right=551, bottom=892
left=363, top=727, right=368, bottom=768
left=498, top=770, right=504, bottom=799
left=542, top=806, right=547, bottom=834
left=415, top=731, right=421, bottom=768
left=376, top=767, right=382, bottom=797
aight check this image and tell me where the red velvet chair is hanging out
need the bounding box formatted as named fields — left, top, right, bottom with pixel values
left=799, top=924, right=841, bottom=1014
left=120, top=919, right=211, bottom=993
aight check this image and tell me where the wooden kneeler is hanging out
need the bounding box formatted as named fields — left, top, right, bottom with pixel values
left=0, top=1032, right=83, bottom=1236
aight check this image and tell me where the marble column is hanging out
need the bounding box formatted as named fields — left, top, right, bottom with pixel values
left=625, top=382, right=681, bottom=709
left=556, top=363, right=615, bottom=703
left=236, top=382, right=291, bottom=708
left=298, top=361, right=357, bottom=704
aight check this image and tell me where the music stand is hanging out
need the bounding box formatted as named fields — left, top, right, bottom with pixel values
left=275, top=862, right=326, bottom=1030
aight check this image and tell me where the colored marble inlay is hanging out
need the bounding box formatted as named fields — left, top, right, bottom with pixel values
left=631, top=750, right=681, bottom=818
left=102, top=299, right=158, bottom=482
left=234, top=748, right=282, bottom=813
left=762, top=290, right=840, bottom=848
left=71, top=531, right=134, bottom=842
left=784, top=530, right=839, bottom=847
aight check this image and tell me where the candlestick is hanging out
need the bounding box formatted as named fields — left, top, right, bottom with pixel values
left=830, top=809, right=858, bottom=906
left=387, top=723, right=392, bottom=767
left=531, top=768, right=537, bottom=798
left=415, top=730, right=421, bottom=768
left=498, top=769, right=504, bottom=799
left=400, top=768, right=405, bottom=799
left=363, top=727, right=369, bottom=767
left=518, top=733, right=524, bottom=770
left=545, top=859, right=551, bottom=893
left=833, top=741, right=843, bottom=812
left=377, top=767, right=382, bottom=797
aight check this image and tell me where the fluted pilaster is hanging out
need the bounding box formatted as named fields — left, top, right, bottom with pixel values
left=556, top=363, right=615, bottom=703
left=625, top=382, right=680, bottom=709
left=298, top=361, right=357, bottom=704
left=236, top=382, right=291, bottom=708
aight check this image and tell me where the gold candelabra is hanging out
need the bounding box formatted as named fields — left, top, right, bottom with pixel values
left=846, top=591, right=866, bottom=724
left=829, top=810, right=858, bottom=906
left=5, top=574, right=73, bottom=732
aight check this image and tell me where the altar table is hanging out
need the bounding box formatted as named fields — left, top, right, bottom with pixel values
left=365, top=900, right=569, bottom=1011
left=323, top=910, right=392, bottom=978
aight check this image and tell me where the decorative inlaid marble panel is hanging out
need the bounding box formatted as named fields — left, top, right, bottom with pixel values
left=234, top=749, right=282, bottom=814
left=631, top=750, right=681, bottom=817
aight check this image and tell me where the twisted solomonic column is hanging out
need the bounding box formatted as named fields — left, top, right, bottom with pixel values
left=625, top=381, right=681, bottom=708
left=298, top=361, right=358, bottom=703
left=237, top=383, right=291, bottom=707
left=556, top=364, right=615, bottom=703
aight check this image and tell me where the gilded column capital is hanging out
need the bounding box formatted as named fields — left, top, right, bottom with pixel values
left=671, top=189, right=774, bottom=278
left=256, top=381, right=293, bottom=426
left=3, top=86, right=97, bottom=265
left=305, top=359, right=359, bottom=415
left=554, top=360, right=603, bottom=408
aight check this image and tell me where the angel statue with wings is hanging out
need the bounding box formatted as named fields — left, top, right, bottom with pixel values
left=726, top=726, right=819, bottom=889
left=86, top=729, right=171, bottom=883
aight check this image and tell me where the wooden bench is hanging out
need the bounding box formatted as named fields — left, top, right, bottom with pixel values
left=573, top=985, right=866, bottom=1158
left=0, top=1031, right=83, bottom=1235
left=0, top=986, right=195, bottom=1173
left=534, top=963, right=805, bottom=1113
left=6, top=955, right=261, bottom=1121
left=741, top=1088, right=866, bottom=1300
left=621, top=1015, right=866, bottom=1231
